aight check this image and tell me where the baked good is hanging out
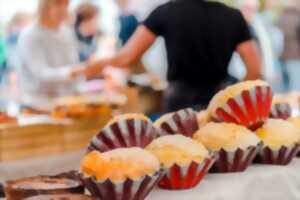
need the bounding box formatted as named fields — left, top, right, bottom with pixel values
left=25, top=194, right=98, bottom=200
left=207, top=80, right=272, bottom=130
left=80, top=147, right=162, bottom=200
left=154, top=108, right=198, bottom=137
left=88, top=114, right=159, bottom=152
left=255, top=119, right=300, bottom=165
left=146, top=135, right=214, bottom=190
left=194, top=123, right=260, bottom=172
left=5, top=176, right=84, bottom=200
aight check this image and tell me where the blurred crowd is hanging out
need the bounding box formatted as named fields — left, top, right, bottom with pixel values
left=0, top=0, right=300, bottom=110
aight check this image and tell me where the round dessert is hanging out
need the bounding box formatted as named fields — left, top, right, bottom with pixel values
left=146, top=135, right=209, bottom=168
left=5, top=176, right=84, bottom=200
left=25, top=194, right=98, bottom=200
left=207, top=80, right=272, bottom=130
left=270, top=103, right=291, bottom=120
left=255, top=119, right=300, bottom=165
left=80, top=147, right=162, bottom=200
left=81, top=147, right=160, bottom=182
left=146, top=135, right=213, bottom=190
left=288, top=117, right=300, bottom=130
left=88, top=114, right=159, bottom=152
left=194, top=123, right=261, bottom=173
left=197, top=110, right=210, bottom=128
left=154, top=108, right=198, bottom=137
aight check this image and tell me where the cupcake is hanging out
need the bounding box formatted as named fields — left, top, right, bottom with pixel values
left=270, top=103, right=291, bottom=120
left=4, top=176, right=84, bottom=200
left=154, top=108, right=198, bottom=137
left=88, top=114, right=159, bottom=152
left=194, top=123, right=261, bottom=173
left=25, top=194, right=98, bottom=200
left=146, top=135, right=214, bottom=190
left=207, top=80, right=272, bottom=130
left=80, top=147, right=162, bottom=200
left=255, top=119, right=300, bottom=165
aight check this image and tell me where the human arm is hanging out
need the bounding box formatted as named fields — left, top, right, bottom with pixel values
left=236, top=40, right=262, bottom=80
left=84, top=25, right=157, bottom=79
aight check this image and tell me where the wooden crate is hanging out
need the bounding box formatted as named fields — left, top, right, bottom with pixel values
left=0, top=124, right=64, bottom=161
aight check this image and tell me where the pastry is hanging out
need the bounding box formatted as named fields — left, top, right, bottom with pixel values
left=207, top=80, right=272, bottom=130
left=146, top=135, right=214, bottom=190
left=88, top=114, right=159, bottom=152
left=255, top=119, right=300, bottom=165
left=80, top=147, right=162, bottom=200
left=5, top=176, right=84, bottom=200
left=194, top=123, right=261, bottom=173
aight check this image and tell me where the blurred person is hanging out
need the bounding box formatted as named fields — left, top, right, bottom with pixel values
left=5, top=12, right=32, bottom=70
left=18, top=0, right=86, bottom=107
left=278, top=0, right=300, bottom=91
left=79, top=0, right=261, bottom=112
left=74, top=2, right=100, bottom=62
left=230, top=0, right=277, bottom=83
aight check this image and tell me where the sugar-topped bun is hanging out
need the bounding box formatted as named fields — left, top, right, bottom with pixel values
left=81, top=147, right=160, bottom=183
left=106, top=113, right=150, bottom=126
left=146, top=135, right=209, bottom=168
left=256, top=119, right=300, bottom=150
left=194, top=123, right=260, bottom=152
left=207, top=80, right=269, bottom=118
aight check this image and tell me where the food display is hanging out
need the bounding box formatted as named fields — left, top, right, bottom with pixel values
left=88, top=114, right=160, bottom=152
left=80, top=148, right=163, bottom=200
left=146, top=135, right=214, bottom=190
left=0, top=112, right=17, bottom=125
left=255, top=119, right=300, bottom=165
left=25, top=194, right=98, bottom=200
left=154, top=108, right=199, bottom=137
left=207, top=80, right=272, bottom=130
left=194, top=123, right=261, bottom=173
left=270, top=103, right=292, bottom=120
left=4, top=176, right=84, bottom=200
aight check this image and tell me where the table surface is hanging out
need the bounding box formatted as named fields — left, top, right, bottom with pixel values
left=1, top=153, right=300, bottom=200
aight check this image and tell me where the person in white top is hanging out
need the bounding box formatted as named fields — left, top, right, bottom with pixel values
left=18, top=0, right=85, bottom=106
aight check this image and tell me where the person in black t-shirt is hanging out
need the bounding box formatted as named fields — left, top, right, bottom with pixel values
left=79, top=0, right=261, bottom=112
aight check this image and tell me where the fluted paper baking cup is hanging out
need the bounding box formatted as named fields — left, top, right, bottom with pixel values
left=81, top=172, right=163, bottom=200
left=158, top=157, right=215, bottom=190
left=88, top=118, right=159, bottom=152
left=214, top=86, right=273, bottom=131
left=157, top=108, right=199, bottom=137
left=255, top=144, right=300, bottom=165
left=270, top=103, right=292, bottom=120
left=210, top=145, right=260, bottom=173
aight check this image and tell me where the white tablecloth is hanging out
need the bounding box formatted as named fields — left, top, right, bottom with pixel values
left=1, top=152, right=300, bottom=200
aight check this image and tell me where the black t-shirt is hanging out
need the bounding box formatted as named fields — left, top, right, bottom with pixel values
left=144, top=0, right=252, bottom=90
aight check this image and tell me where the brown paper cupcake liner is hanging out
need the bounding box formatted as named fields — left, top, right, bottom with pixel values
left=270, top=103, right=292, bottom=120
left=158, top=157, right=215, bottom=190
left=81, top=172, right=163, bottom=200
left=213, top=86, right=273, bottom=131
left=210, top=145, right=260, bottom=173
left=88, top=118, right=159, bottom=152
left=157, top=108, right=199, bottom=137
left=255, top=144, right=300, bottom=165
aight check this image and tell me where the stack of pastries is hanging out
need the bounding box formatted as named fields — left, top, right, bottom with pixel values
left=7, top=80, right=300, bottom=199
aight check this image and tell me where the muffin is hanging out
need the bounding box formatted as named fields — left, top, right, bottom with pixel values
left=25, top=194, right=98, bottom=200
left=255, top=119, right=300, bottom=165
left=146, top=135, right=214, bottom=190
left=4, top=176, right=84, bottom=200
left=88, top=114, right=159, bottom=152
left=80, top=147, right=162, bottom=200
left=194, top=123, right=261, bottom=173
left=270, top=103, right=291, bottom=120
left=207, top=80, right=272, bottom=130
left=154, top=108, right=198, bottom=137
